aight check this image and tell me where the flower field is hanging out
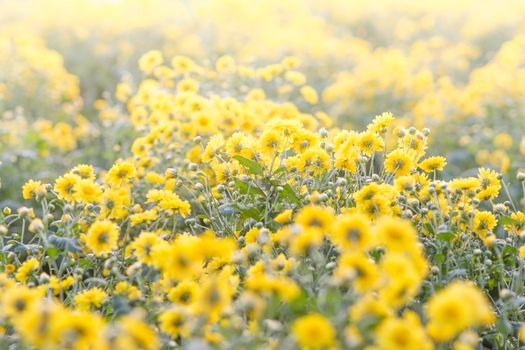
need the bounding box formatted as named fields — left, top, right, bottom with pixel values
left=2, top=0, right=525, bottom=349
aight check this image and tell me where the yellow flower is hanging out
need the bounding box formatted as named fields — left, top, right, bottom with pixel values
left=177, top=78, right=199, bottom=93
left=115, top=82, right=132, bottom=102
left=282, top=56, right=301, bottom=69
left=115, top=315, right=159, bottom=350
left=171, top=55, right=196, bottom=74
left=394, top=175, right=416, bottom=192
left=152, top=235, right=202, bottom=280
left=54, top=173, right=81, bottom=202
left=28, top=218, right=44, bottom=233
left=295, top=205, right=335, bottom=234
left=292, top=313, right=335, bottom=350
left=202, top=134, right=225, bottom=162
left=354, top=183, right=397, bottom=219
left=520, top=245, right=525, bottom=258
left=292, top=130, right=320, bottom=153
left=476, top=168, right=501, bottom=200
left=100, top=187, right=130, bottom=219
left=271, top=253, right=295, bottom=273
left=168, top=280, right=198, bottom=305
left=204, top=325, right=225, bottom=345
left=419, top=156, right=447, bottom=172
left=374, top=216, right=418, bottom=252
left=22, top=180, right=46, bottom=200
left=139, top=50, right=163, bottom=74
left=357, top=130, right=384, bottom=156
left=335, top=252, right=379, bottom=292
left=507, top=212, right=525, bottom=235
left=349, top=294, right=392, bottom=323
left=472, top=210, right=497, bottom=239
left=426, top=281, right=494, bottom=341
left=73, top=179, right=103, bottom=203
left=330, top=213, right=372, bottom=252
left=115, top=281, right=142, bottom=300
left=216, top=55, right=236, bottom=73
left=1, top=285, right=40, bottom=318
left=194, top=272, right=237, bottom=323
left=74, top=287, right=107, bottom=311
left=379, top=252, right=426, bottom=307
left=50, top=309, right=105, bottom=349
left=297, top=146, right=330, bottom=175
left=72, top=164, right=95, bottom=180
left=334, top=140, right=359, bottom=173
left=384, top=149, right=414, bottom=176
left=375, top=311, right=433, bottom=350
left=449, top=177, right=480, bottom=194
left=106, top=161, right=136, bottom=187
left=225, top=132, right=255, bottom=159
left=476, top=185, right=500, bottom=201
left=159, top=308, right=189, bottom=338
left=259, top=129, right=283, bottom=156
left=285, top=70, right=306, bottom=85
left=519, top=324, right=525, bottom=342
left=368, top=112, right=394, bottom=134
left=15, top=257, right=40, bottom=283
left=49, top=276, right=75, bottom=295
left=146, top=189, right=191, bottom=217
left=130, top=231, right=166, bottom=264
left=85, top=220, right=119, bottom=255
left=493, top=133, right=513, bottom=150
left=130, top=208, right=158, bottom=226
left=274, top=209, right=293, bottom=224
left=300, top=85, right=318, bottom=104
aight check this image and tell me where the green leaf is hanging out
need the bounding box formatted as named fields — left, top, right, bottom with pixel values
left=488, top=279, right=496, bottom=290
left=46, top=247, right=59, bottom=257
left=49, top=235, right=82, bottom=253
left=437, top=231, right=455, bottom=242
left=279, top=184, right=301, bottom=205
left=234, top=179, right=265, bottom=197
left=496, top=318, right=511, bottom=336
left=447, top=269, right=467, bottom=278
left=233, top=155, right=264, bottom=176
left=434, top=252, right=445, bottom=264
left=499, top=216, right=517, bottom=225
left=503, top=245, right=518, bottom=256
left=369, top=247, right=384, bottom=262
left=78, top=257, right=94, bottom=270
left=424, top=223, right=435, bottom=235
left=288, top=291, right=310, bottom=314
left=4, top=242, right=41, bottom=253
left=232, top=203, right=262, bottom=221
left=272, top=167, right=287, bottom=176
left=111, top=296, right=131, bottom=316
left=238, top=207, right=262, bottom=221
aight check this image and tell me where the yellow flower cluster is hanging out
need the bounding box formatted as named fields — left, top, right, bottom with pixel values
left=6, top=52, right=519, bottom=349
left=0, top=34, right=84, bottom=152
left=2, top=1, right=525, bottom=349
